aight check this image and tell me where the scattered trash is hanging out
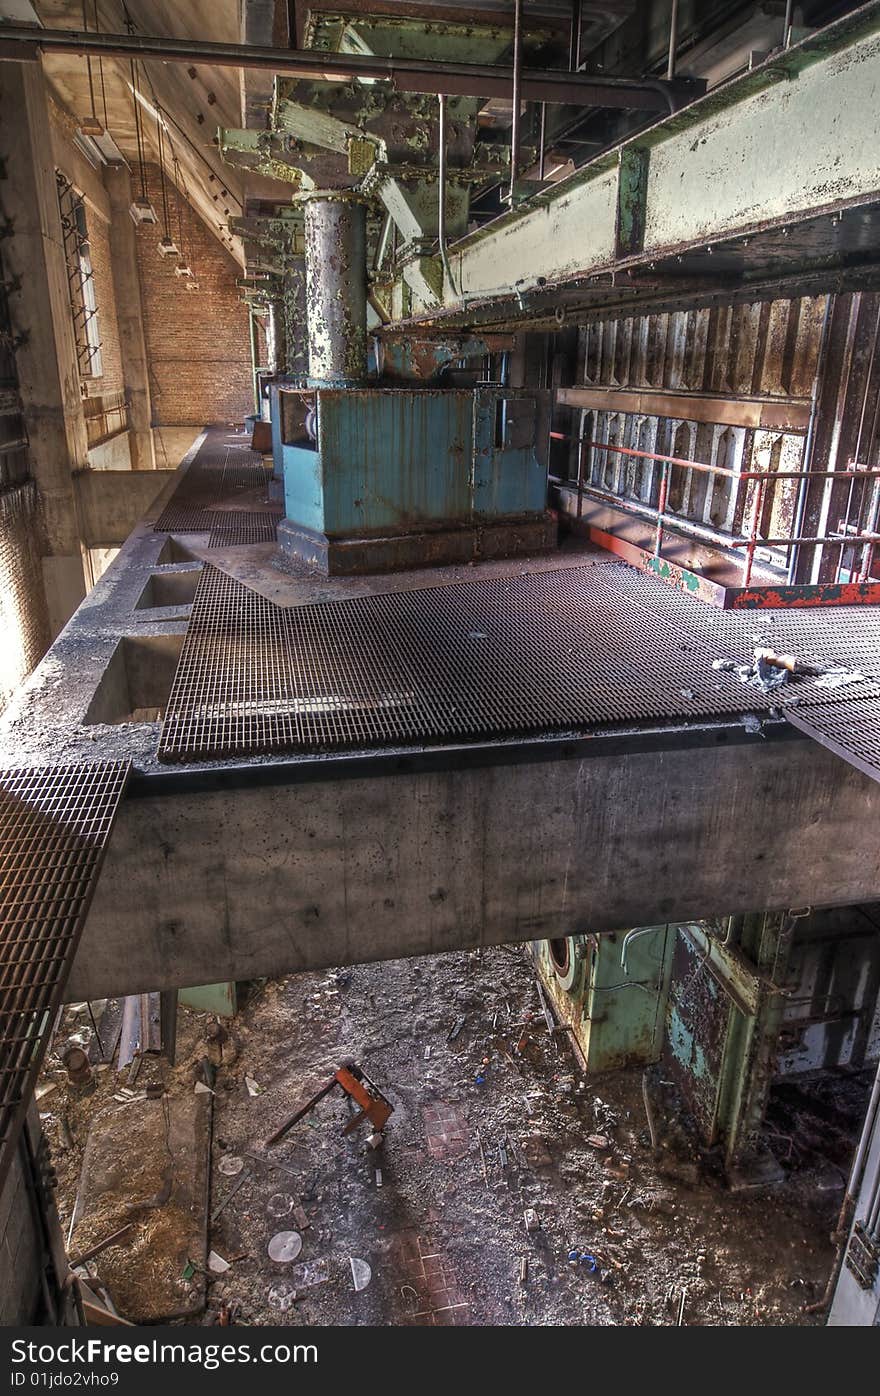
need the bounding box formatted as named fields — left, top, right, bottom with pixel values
left=218, top=1154, right=245, bottom=1177
left=245, top=1076, right=263, bottom=1097
left=447, top=1017, right=466, bottom=1042
left=587, top=1134, right=612, bottom=1151
left=194, top=1081, right=214, bottom=1096
left=211, top=1169, right=252, bottom=1222
left=523, top=1208, right=539, bottom=1233
left=568, top=1249, right=599, bottom=1273
left=812, top=666, right=866, bottom=689
left=350, top=1257, right=372, bottom=1292
left=287, top=1257, right=330, bottom=1290
left=267, top=1193, right=294, bottom=1219
left=208, top=1251, right=231, bottom=1274
left=182, top=1262, right=195, bottom=1282
left=267, top=1281, right=298, bottom=1312
left=267, top=1231, right=303, bottom=1263
left=265, top=1062, right=393, bottom=1146
left=35, top=1080, right=58, bottom=1101
left=519, top=1256, right=528, bottom=1285
left=375, top=1168, right=383, bottom=1187
left=679, top=688, right=695, bottom=701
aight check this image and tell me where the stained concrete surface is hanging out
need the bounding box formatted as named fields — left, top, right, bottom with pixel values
left=40, top=948, right=861, bottom=1327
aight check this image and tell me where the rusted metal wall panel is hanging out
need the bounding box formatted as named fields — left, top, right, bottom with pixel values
left=567, top=297, right=825, bottom=553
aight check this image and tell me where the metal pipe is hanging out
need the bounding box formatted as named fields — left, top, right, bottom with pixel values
left=374, top=211, right=393, bottom=273
left=570, top=0, right=583, bottom=72
left=655, top=461, right=668, bottom=556
left=783, top=0, right=795, bottom=48
left=437, top=95, right=458, bottom=297
left=788, top=294, right=833, bottom=583
left=509, top=0, right=524, bottom=207
left=573, top=436, right=880, bottom=484
left=303, top=194, right=367, bottom=385
left=667, top=0, right=680, bottom=81
left=538, top=102, right=547, bottom=181
left=743, top=477, right=767, bottom=586
left=0, top=24, right=692, bottom=110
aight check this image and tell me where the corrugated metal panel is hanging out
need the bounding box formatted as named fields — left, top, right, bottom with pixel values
left=571, top=297, right=825, bottom=554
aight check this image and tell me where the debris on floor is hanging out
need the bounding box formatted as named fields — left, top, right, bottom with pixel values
left=39, top=946, right=859, bottom=1326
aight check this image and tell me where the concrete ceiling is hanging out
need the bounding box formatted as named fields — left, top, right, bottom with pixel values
left=21, top=0, right=298, bottom=267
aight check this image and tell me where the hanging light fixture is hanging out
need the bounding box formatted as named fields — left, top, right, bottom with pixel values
left=169, top=152, right=191, bottom=275
left=77, top=0, right=103, bottom=138
left=155, top=104, right=179, bottom=257
left=127, top=52, right=157, bottom=225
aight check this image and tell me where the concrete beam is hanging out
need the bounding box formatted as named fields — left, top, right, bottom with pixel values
left=74, top=469, right=174, bottom=547
left=70, top=731, right=880, bottom=1001
left=437, top=12, right=880, bottom=310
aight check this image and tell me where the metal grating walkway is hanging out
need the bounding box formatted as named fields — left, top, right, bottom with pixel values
left=153, top=434, right=281, bottom=536
left=158, top=563, right=774, bottom=763
left=786, top=696, right=880, bottom=783
left=0, top=762, right=129, bottom=1193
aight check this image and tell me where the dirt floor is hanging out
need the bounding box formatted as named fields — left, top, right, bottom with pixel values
left=39, top=946, right=861, bottom=1327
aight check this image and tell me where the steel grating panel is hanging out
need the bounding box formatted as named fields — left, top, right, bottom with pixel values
left=208, top=512, right=280, bottom=547
left=158, top=564, right=773, bottom=763
left=153, top=505, right=218, bottom=533
left=595, top=562, right=880, bottom=705
left=0, top=762, right=130, bottom=1193
left=786, top=696, right=880, bottom=784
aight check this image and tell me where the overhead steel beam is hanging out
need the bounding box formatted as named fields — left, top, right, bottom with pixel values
left=0, top=25, right=703, bottom=110
left=407, top=4, right=880, bottom=317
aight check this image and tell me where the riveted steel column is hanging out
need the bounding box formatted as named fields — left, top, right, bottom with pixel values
left=303, top=193, right=367, bottom=385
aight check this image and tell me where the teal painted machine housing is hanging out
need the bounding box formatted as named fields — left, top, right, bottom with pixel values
left=282, top=441, right=325, bottom=533
left=472, top=386, right=549, bottom=519
left=280, top=385, right=550, bottom=539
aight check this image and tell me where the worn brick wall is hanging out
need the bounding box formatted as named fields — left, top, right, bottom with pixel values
left=135, top=164, right=252, bottom=426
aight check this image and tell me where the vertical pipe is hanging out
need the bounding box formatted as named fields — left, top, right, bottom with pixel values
left=538, top=101, right=547, bottom=181
left=248, top=307, right=259, bottom=416
left=508, top=0, right=523, bottom=207
left=655, top=460, right=668, bottom=555
left=437, top=94, right=457, bottom=297
left=743, top=477, right=766, bottom=587
left=787, top=295, right=834, bottom=583
left=667, top=0, right=680, bottom=81
left=783, top=0, right=794, bottom=48
left=569, top=0, right=582, bottom=71
left=303, top=194, right=367, bottom=384
left=374, top=210, right=392, bottom=272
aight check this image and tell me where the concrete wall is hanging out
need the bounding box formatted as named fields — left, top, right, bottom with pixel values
left=48, top=97, right=126, bottom=407
left=135, top=163, right=253, bottom=426
left=71, top=731, right=880, bottom=1002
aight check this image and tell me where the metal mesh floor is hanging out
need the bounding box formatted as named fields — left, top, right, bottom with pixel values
left=596, top=562, right=880, bottom=707
left=153, top=435, right=280, bottom=534
left=208, top=513, right=280, bottom=548
left=158, top=564, right=773, bottom=763
left=0, top=762, right=129, bottom=1192
left=786, top=696, right=880, bottom=783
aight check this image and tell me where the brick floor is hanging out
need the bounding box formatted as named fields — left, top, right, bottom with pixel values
left=391, top=1229, right=471, bottom=1326
left=422, top=1102, right=470, bottom=1161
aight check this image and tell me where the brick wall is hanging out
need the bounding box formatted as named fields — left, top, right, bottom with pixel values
left=135, top=164, right=252, bottom=426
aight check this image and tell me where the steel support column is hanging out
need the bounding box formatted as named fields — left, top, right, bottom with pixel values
left=303, top=194, right=367, bottom=385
